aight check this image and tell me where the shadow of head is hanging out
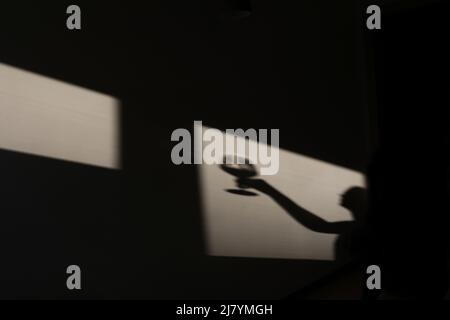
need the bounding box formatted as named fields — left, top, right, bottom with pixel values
left=340, top=187, right=367, bottom=221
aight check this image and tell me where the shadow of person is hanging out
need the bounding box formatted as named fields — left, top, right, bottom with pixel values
left=238, top=178, right=367, bottom=261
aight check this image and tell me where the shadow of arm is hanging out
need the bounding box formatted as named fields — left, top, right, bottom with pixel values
left=239, top=179, right=353, bottom=234
left=267, top=187, right=352, bottom=234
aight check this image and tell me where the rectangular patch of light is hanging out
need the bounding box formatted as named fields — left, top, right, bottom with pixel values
left=0, top=63, right=120, bottom=169
left=199, top=125, right=365, bottom=261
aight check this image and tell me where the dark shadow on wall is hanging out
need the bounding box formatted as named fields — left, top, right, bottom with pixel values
left=0, top=150, right=125, bottom=299
left=365, top=0, right=450, bottom=299
left=0, top=0, right=376, bottom=299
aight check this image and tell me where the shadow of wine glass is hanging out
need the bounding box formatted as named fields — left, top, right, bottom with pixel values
left=220, top=156, right=259, bottom=196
